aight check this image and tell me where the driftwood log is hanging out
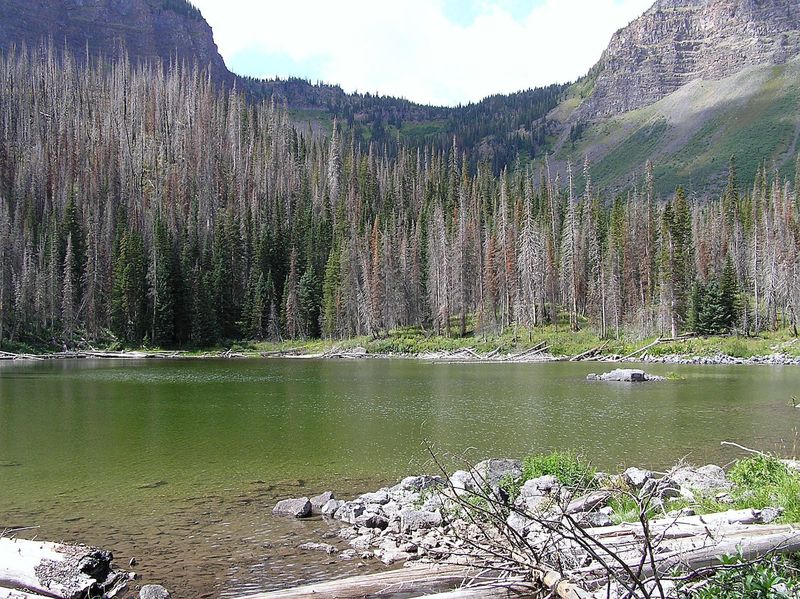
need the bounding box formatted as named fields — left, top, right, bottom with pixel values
left=0, top=538, right=128, bottom=599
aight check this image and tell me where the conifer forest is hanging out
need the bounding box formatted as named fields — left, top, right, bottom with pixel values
left=1, top=47, right=799, bottom=350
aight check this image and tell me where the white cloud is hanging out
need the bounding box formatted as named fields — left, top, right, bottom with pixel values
left=192, top=0, right=653, bottom=106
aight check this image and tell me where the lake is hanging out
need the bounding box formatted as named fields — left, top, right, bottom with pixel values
left=1, top=358, right=799, bottom=597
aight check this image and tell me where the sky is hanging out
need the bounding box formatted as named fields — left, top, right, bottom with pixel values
left=191, top=0, right=654, bottom=107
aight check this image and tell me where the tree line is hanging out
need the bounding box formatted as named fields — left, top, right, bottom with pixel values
left=1, top=47, right=799, bottom=349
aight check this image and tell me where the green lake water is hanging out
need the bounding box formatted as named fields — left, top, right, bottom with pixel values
left=1, top=358, right=799, bottom=597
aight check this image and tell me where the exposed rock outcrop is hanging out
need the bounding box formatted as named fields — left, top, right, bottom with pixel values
left=581, top=0, right=800, bottom=118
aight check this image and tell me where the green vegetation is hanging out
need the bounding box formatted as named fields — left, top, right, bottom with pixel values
left=522, top=451, right=596, bottom=489
left=692, top=552, right=800, bottom=598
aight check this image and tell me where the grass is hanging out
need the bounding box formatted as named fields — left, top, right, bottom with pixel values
left=4, top=318, right=800, bottom=360
left=522, top=450, right=596, bottom=489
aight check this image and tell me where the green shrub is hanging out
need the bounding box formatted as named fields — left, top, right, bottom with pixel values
left=729, top=455, right=789, bottom=488
left=522, top=451, right=596, bottom=488
left=692, top=551, right=800, bottom=598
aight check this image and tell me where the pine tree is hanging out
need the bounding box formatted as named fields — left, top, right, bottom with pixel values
left=282, top=248, right=302, bottom=339
left=61, top=235, right=76, bottom=339
left=322, top=246, right=342, bottom=339
left=150, top=219, right=175, bottom=347
left=192, top=271, right=218, bottom=347
left=719, top=257, right=740, bottom=332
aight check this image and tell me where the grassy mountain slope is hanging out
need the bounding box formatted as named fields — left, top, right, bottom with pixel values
left=551, top=56, right=800, bottom=196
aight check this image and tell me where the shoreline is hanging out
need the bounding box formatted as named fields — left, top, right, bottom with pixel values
left=3, top=346, right=800, bottom=366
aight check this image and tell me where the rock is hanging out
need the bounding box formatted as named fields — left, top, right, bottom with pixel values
left=623, top=467, right=653, bottom=491
left=507, top=511, right=536, bottom=536
left=360, top=514, right=389, bottom=530
left=338, top=549, right=357, bottom=560
left=349, top=535, right=372, bottom=551
left=759, top=507, right=783, bottom=524
left=449, top=470, right=475, bottom=493
left=298, top=542, right=338, bottom=554
left=587, top=369, right=664, bottom=382
left=400, top=509, right=443, bottom=532
left=572, top=511, right=613, bottom=528
left=640, top=477, right=681, bottom=500
left=338, top=527, right=359, bottom=541
left=320, top=498, right=341, bottom=516
left=272, top=497, right=312, bottom=518
left=394, top=475, right=444, bottom=492
left=520, top=475, right=559, bottom=498
left=310, top=491, right=335, bottom=513
left=140, top=585, right=171, bottom=599
left=336, top=501, right=366, bottom=524
left=471, top=458, right=522, bottom=489
left=664, top=465, right=732, bottom=500
left=360, top=489, right=390, bottom=505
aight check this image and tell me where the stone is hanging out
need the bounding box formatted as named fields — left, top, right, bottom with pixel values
left=400, top=509, right=443, bottom=532
left=320, top=498, right=341, bottom=516
left=336, top=501, right=366, bottom=524
left=362, top=514, right=389, bottom=530
left=310, top=491, right=335, bottom=513
left=471, top=458, right=522, bottom=489
left=520, top=475, right=559, bottom=498
left=395, top=475, right=444, bottom=492
left=337, top=527, right=359, bottom=541
left=449, top=470, right=475, bottom=493
left=140, top=585, right=171, bottom=599
left=572, top=511, right=613, bottom=528
left=360, top=489, right=390, bottom=505
left=587, top=369, right=663, bottom=382
left=297, top=542, right=338, bottom=554
left=338, top=549, right=357, bottom=560
left=664, top=465, right=732, bottom=500
left=349, top=535, right=372, bottom=551
left=759, top=507, right=783, bottom=524
left=272, top=497, right=312, bottom=518
left=623, top=467, right=653, bottom=491
left=640, top=477, right=681, bottom=500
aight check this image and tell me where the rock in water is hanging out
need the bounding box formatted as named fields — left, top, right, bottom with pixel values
left=272, top=497, right=312, bottom=518
left=310, top=491, right=336, bottom=514
left=587, top=369, right=664, bottom=382
left=140, top=585, right=171, bottom=599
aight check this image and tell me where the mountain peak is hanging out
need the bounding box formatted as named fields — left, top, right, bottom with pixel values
left=582, top=0, right=800, bottom=119
left=0, top=0, right=232, bottom=83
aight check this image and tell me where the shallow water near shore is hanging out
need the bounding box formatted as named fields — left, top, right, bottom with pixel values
left=1, top=358, right=799, bottom=597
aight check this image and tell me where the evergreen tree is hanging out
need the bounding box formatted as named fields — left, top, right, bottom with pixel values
left=719, top=257, right=740, bottom=332
left=61, top=235, right=76, bottom=339
left=322, top=247, right=342, bottom=339
left=150, top=220, right=175, bottom=347
left=192, top=271, right=218, bottom=347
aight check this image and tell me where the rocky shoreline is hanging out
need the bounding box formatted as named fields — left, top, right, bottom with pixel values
left=272, top=457, right=798, bottom=597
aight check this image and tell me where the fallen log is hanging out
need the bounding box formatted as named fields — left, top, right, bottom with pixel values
left=619, top=337, right=662, bottom=361
left=234, top=564, right=478, bottom=598
left=569, top=342, right=608, bottom=362
left=0, top=538, right=128, bottom=599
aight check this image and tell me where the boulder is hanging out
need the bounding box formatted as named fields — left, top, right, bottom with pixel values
left=320, top=498, right=341, bottom=516
left=272, top=497, right=312, bottom=518
left=394, top=475, right=445, bottom=492
left=360, top=489, right=390, bottom=505
left=335, top=501, right=366, bottom=524
left=449, top=470, right=475, bottom=494
left=400, top=509, right=443, bottom=532
left=310, top=491, right=336, bottom=514
left=140, top=586, right=171, bottom=599
left=587, top=369, right=664, bottom=382
left=664, top=465, right=732, bottom=499
left=519, top=475, right=559, bottom=498
left=297, top=542, right=338, bottom=554
left=471, top=458, right=522, bottom=489
left=623, top=467, right=653, bottom=491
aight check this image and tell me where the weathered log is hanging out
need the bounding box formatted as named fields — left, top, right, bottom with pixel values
left=233, top=565, right=478, bottom=598
left=619, top=338, right=662, bottom=361
left=569, top=342, right=608, bottom=362
left=0, top=590, right=54, bottom=599
left=0, top=538, right=127, bottom=599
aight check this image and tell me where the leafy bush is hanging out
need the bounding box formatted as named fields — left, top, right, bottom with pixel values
left=693, top=551, right=800, bottom=598
left=522, top=451, right=596, bottom=488
left=729, top=455, right=789, bottom=488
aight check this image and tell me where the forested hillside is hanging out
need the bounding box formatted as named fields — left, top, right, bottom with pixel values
left=1, top=48, right=799, bottom=350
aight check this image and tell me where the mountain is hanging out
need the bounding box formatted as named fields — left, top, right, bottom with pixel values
left=1, top=0, right=798, bottom=195
left=553, top=0, right=800, bottom=194
left=0, top=0, right=232, bottom=83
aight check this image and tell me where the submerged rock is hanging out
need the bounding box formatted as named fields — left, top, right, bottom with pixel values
left=140, top=585, right=171, bottom=599
left=310, top=491, right=336, bottom=514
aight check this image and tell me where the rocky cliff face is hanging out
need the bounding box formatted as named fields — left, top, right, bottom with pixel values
left=0, top=0, right=232, bottom=83
left=582, top=0, right=800, bottom=118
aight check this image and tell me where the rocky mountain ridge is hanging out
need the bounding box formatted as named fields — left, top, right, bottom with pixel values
left=580, top=0, right=800, bottom=119
left=0, top=0, right=232, bottom=84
